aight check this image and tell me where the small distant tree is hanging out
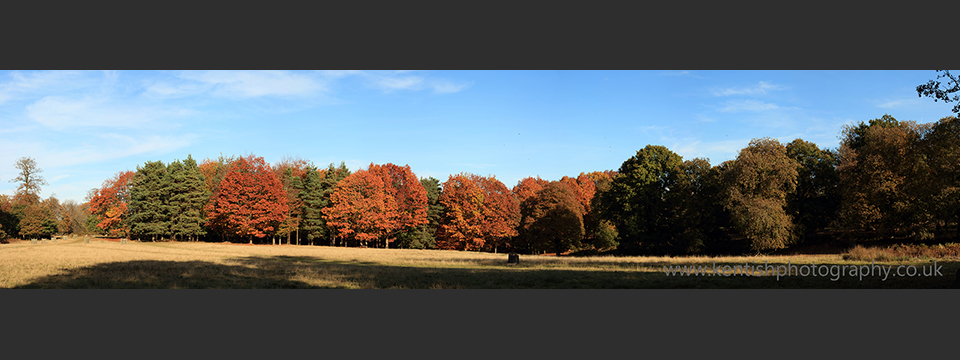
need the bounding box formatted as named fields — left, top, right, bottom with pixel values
left=10, top=157, right=48, bottom=205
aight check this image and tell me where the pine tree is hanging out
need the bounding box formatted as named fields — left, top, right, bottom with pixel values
left=164, top=155, right=210, bottom=242
left=299, top=166, right=326, bottom=246
left=128, top=161, right=169, bottom=241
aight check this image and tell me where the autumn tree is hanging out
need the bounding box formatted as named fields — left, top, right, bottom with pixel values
left=585, top=171, right=619, bottom=250
left=128, top=160, right=169, bottom=241
left=785, top=139, right=840, bottom=240
left=835, top=115, right=934, bottom=240
left=18, top=203, right=57, bottom=239
left=274, top=156, right=310, bottom=245
left=398, top=177, right=444, bottom=249
left=516, top=181, right=584, bottom=255
left=204, top=155, right=289, bottom=243
left=323, top=168, right=397, bottom=246
left=0, top=195, right=12, bottom=240
left=89, top=171, right=135, bottom=237
left=323, top=163, right=428, bottom=248
left=59, top=199, right=89, bottom=234
left=164, top=155, right=210, bottom=241
left=512, top=176, right=549, bottom=204
left=437, top=173, right=519, bottom=252
left=723, top=138, right=798, bottom=253
left=41, top=195, right=63, bottom=235
left=319, top=162, right=352, bottom=245
left=924, top=116, right=960, bottom=238
left=10, top=157, right=48, bottom=205
left=369, top=163, right=429, bottom=247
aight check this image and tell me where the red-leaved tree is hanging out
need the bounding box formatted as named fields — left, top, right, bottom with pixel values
left=89, top=170, right=135, bottom=237
left=438, top=173, right=520, bottom=252
left=205, top=155, right=289, bottom=243
left=512, top=176, right=549, bottom=204
left=323, top=163, right=428, bottom=248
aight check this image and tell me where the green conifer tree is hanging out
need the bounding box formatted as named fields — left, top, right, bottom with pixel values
left=129, top=160, right=169, bottom=241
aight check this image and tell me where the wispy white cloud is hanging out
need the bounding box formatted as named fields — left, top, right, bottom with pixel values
left=0, top=71, right=93, bottom=105
left=712, top=81, right=788, bottom=96
left=175, top=70, right=326, bottom=98
left=719, top=99, right=788, bottom=112
left=875, top=97, right=921, bottom=109
left=353, top=71, right=470, bottom=94
left=25, top=96, right=193, bottom=131
left=0, top=132, right=197, bottom=170
left=374, top=75, right=424, bottom=92
left=430, top=79, right=471, bottom=94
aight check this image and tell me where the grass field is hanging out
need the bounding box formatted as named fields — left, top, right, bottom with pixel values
left=2, top=236, right=959, bottom=288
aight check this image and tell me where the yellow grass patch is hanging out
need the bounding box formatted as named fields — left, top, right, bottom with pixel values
left=1, top=236, right=957, bottom=288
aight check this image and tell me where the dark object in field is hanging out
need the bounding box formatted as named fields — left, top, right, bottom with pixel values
left=508, top=253, right=519, bottom=264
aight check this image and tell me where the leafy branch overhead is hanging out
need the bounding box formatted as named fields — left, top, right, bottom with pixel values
left=917, top=70, right=960, bottom=115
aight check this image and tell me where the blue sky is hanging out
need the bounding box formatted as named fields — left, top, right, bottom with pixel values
left=0, top=70, right=955, bottom=203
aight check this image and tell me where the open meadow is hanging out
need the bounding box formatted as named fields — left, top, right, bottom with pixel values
left=2, top=235, right=959, bottom=289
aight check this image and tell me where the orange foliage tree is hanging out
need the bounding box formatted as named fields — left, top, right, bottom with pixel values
left=89, top=170, right=135, bottom=237
left=323, top=163, right=427, bottom=248
left=512, top=176, right=549, bottom=204
left=438, top=173, right=520, bottom=252
left=204, top=155, right=289, bottom=243
left=273, top=156, right=310, bottom=245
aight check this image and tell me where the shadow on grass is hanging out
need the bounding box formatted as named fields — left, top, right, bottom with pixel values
left=14, top=256, right=960, bottom=289
left=14, top=260, right=331, bottom=289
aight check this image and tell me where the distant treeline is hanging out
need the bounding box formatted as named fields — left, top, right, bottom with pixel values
left=2, top=114, right=958, bottom=255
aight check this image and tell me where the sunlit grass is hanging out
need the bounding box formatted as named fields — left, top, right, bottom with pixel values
left=1, top=235, right=957, bottom=289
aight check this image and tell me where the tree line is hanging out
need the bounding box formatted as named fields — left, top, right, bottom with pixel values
left=2, top=114, right=958, bottom=255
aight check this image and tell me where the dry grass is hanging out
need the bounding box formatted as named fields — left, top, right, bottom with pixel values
left=842, top=243, right=960, bottom=262
left=2, top=235, right=958, bottom=288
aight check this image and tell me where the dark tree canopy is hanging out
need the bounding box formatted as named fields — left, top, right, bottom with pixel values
left=785, top=139, right=840, bottom=239
left=517, top=181, right=584, bottom=255
left=598, top=145, right=690, bottom=254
